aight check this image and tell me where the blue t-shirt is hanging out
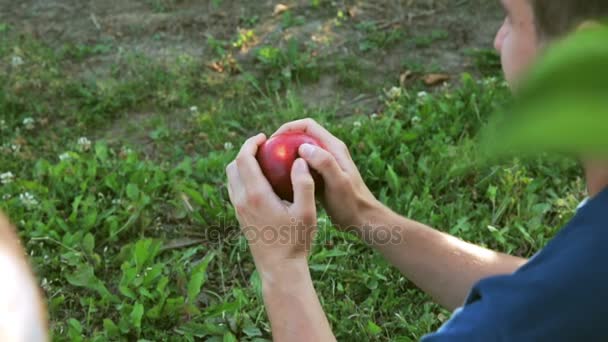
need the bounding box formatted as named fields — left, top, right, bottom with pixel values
left=422, top=188, right=608, bottom=341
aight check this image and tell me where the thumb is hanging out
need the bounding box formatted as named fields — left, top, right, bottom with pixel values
left=298, top=143, right=344, bottom=180
left=291, top=158, right=316, bottom=210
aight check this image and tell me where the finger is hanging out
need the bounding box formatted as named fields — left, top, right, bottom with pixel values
left=272, top=118, right=354, bottom=172
left=291, top=158, right=316, bottom=219
left=235, top=133, right=275, bottom=196
left=299, top=143, right=345, bottom=181
left=273, top=118, right=337, bottom=144
left=226, top=161, right=244, bottom=205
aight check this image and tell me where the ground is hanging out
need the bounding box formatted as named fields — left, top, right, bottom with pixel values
left=0, top=0, right=586, bottom=341
left=2, top=0, right=503, bottom=149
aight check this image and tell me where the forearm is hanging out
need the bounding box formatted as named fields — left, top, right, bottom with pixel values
left=361, top=206, right=527, bottom=311
left=260, top=259, right=336, bottom=342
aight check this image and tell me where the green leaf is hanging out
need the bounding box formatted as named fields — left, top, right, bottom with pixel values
left=126, top=183, right=140, bottom=201
left=103, top=319, right=120, bottom=339
left=164, top=297, right=185, bottom=315
left=134, top=239, right=162, bottom=273
left=243, top=326, right=263, bottom=337
left=223, top=332, right=238, bottom=342
left=386, top=165, right=400, bottom=192
left=367, top=320, right=382, bottom=335
left=67, top=318, right=84, bottom=342
left=82, top=233, right=95, bottom=254
left=187, top=252, right=215, bottom=303
left=95, top=142, right=109, bottom=161
left=175, top=322, right=228, bottom=338
left=131, top=302, right=145, bottom=331
left=66, top=264, right=114, bottom=301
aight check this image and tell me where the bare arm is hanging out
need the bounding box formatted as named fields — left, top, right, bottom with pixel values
left=226, top=134, right=335, bottom=341
left=260, top=261, right=336, bottom=342
left=361, top=206, right=527, bottom=310
left=274, top=118, right=528, bottom=310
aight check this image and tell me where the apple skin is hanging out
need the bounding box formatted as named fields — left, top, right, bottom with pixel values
left=256, top=132, right=325, bottom=202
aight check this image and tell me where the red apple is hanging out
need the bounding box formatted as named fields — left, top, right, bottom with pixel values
left=256, top=132, right=325, bottom=201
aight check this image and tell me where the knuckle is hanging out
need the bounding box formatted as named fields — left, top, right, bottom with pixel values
left=335, top=174, right=351, bottom=189
left=298, top=176, right=315, bottom=191
left=234, top=201, right=247, bottom=216
left=247, top=190, right=264, bottom=207
left=338, top=140, right=349, bottom=154
left=317, top=154, right=334, bottom=169
left=299, top=209, right=316, bottom=223
left=303, top=118, right=317, bottom=126
left=246, top=135, right=258, bottom=144
left=235, top=154, right=247, bottom=167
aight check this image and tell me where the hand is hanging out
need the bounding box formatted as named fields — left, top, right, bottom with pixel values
left=273, top=118, right=385, bottom=231
left=226, top=133, right=318, bottom=273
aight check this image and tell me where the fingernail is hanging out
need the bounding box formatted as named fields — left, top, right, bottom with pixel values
left=299, top=144, right=315, bottom=158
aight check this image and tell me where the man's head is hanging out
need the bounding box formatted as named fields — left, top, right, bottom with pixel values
left=495, top=0, right=608, bottom=87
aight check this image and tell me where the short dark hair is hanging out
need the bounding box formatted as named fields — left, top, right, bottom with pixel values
left=530, top=0, right=608, bottom=39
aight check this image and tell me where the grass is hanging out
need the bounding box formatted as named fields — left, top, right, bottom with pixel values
left=0, top=17, right=585, bottom=342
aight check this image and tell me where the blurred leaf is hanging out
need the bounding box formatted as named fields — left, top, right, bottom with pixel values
left=103, top=319, right=120, bottom=339
left=131, top=302, right=144, bottom=332
left=126, top=183, right=140, bottom=201
left=367, top=320, right=382, bottom=335
left=223, top=332, right=238, bottom=342
left=187, top=252, right=215, bottom=303
left=66, top=264, right=115, bottom=301
left=482, top=26, right=608, bottom=158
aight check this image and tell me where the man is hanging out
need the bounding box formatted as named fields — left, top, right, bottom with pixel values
left=226, top=0, right=608, bottom=340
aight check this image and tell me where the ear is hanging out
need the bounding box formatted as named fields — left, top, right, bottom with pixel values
left=0, top=213, right=48, bottom=342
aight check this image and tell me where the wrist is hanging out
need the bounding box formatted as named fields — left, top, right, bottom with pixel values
left=259, top=258, right=312, bottom=294
left=353, top=202, right=399, bottom=244
left=353, top=198, right=391, bottom=229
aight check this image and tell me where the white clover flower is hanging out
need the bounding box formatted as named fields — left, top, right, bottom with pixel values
left=0, top=172, right=15, bottom=185
left=11, top=55, right=24, bottom=67
left=121, top=146, right=133, bottom=155
left=190, top=106, right=199, bottom=114
left=224, top=142, right=234, bottom=151
left=111, top=198, right=123, bottom=206
left=386, top=86, right=402, bottom=100
left=370, top=113, right=379, bottom=120
left=411, top=116, right=422, bottom=125
left=482, top=77, right=498, bottom=86
left=22, top=117, right=35, bottom=130
left=353, top=121, right=362, bottom=127
left=10, top=144, right=20, bottom=153
left=77, top=137, right=92, bottom=151
left=19, top=192, right=39, bottom=209
left=417, top=91, right=428, bottom=98
left=59, top=153, right=71, bottom=161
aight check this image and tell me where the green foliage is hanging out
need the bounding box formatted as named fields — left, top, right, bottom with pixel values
left=356, top=21, right=406, bottom=52
left=466, top=48, right=502, bottom=76
left=0, top=22, right=585, bottom=341
left=409, top=30, right=449, bottom=48
left=255, top=39, right=320, bottom=91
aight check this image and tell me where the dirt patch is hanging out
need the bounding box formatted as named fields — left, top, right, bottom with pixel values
left=1, top=0, right=504, bottom=147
